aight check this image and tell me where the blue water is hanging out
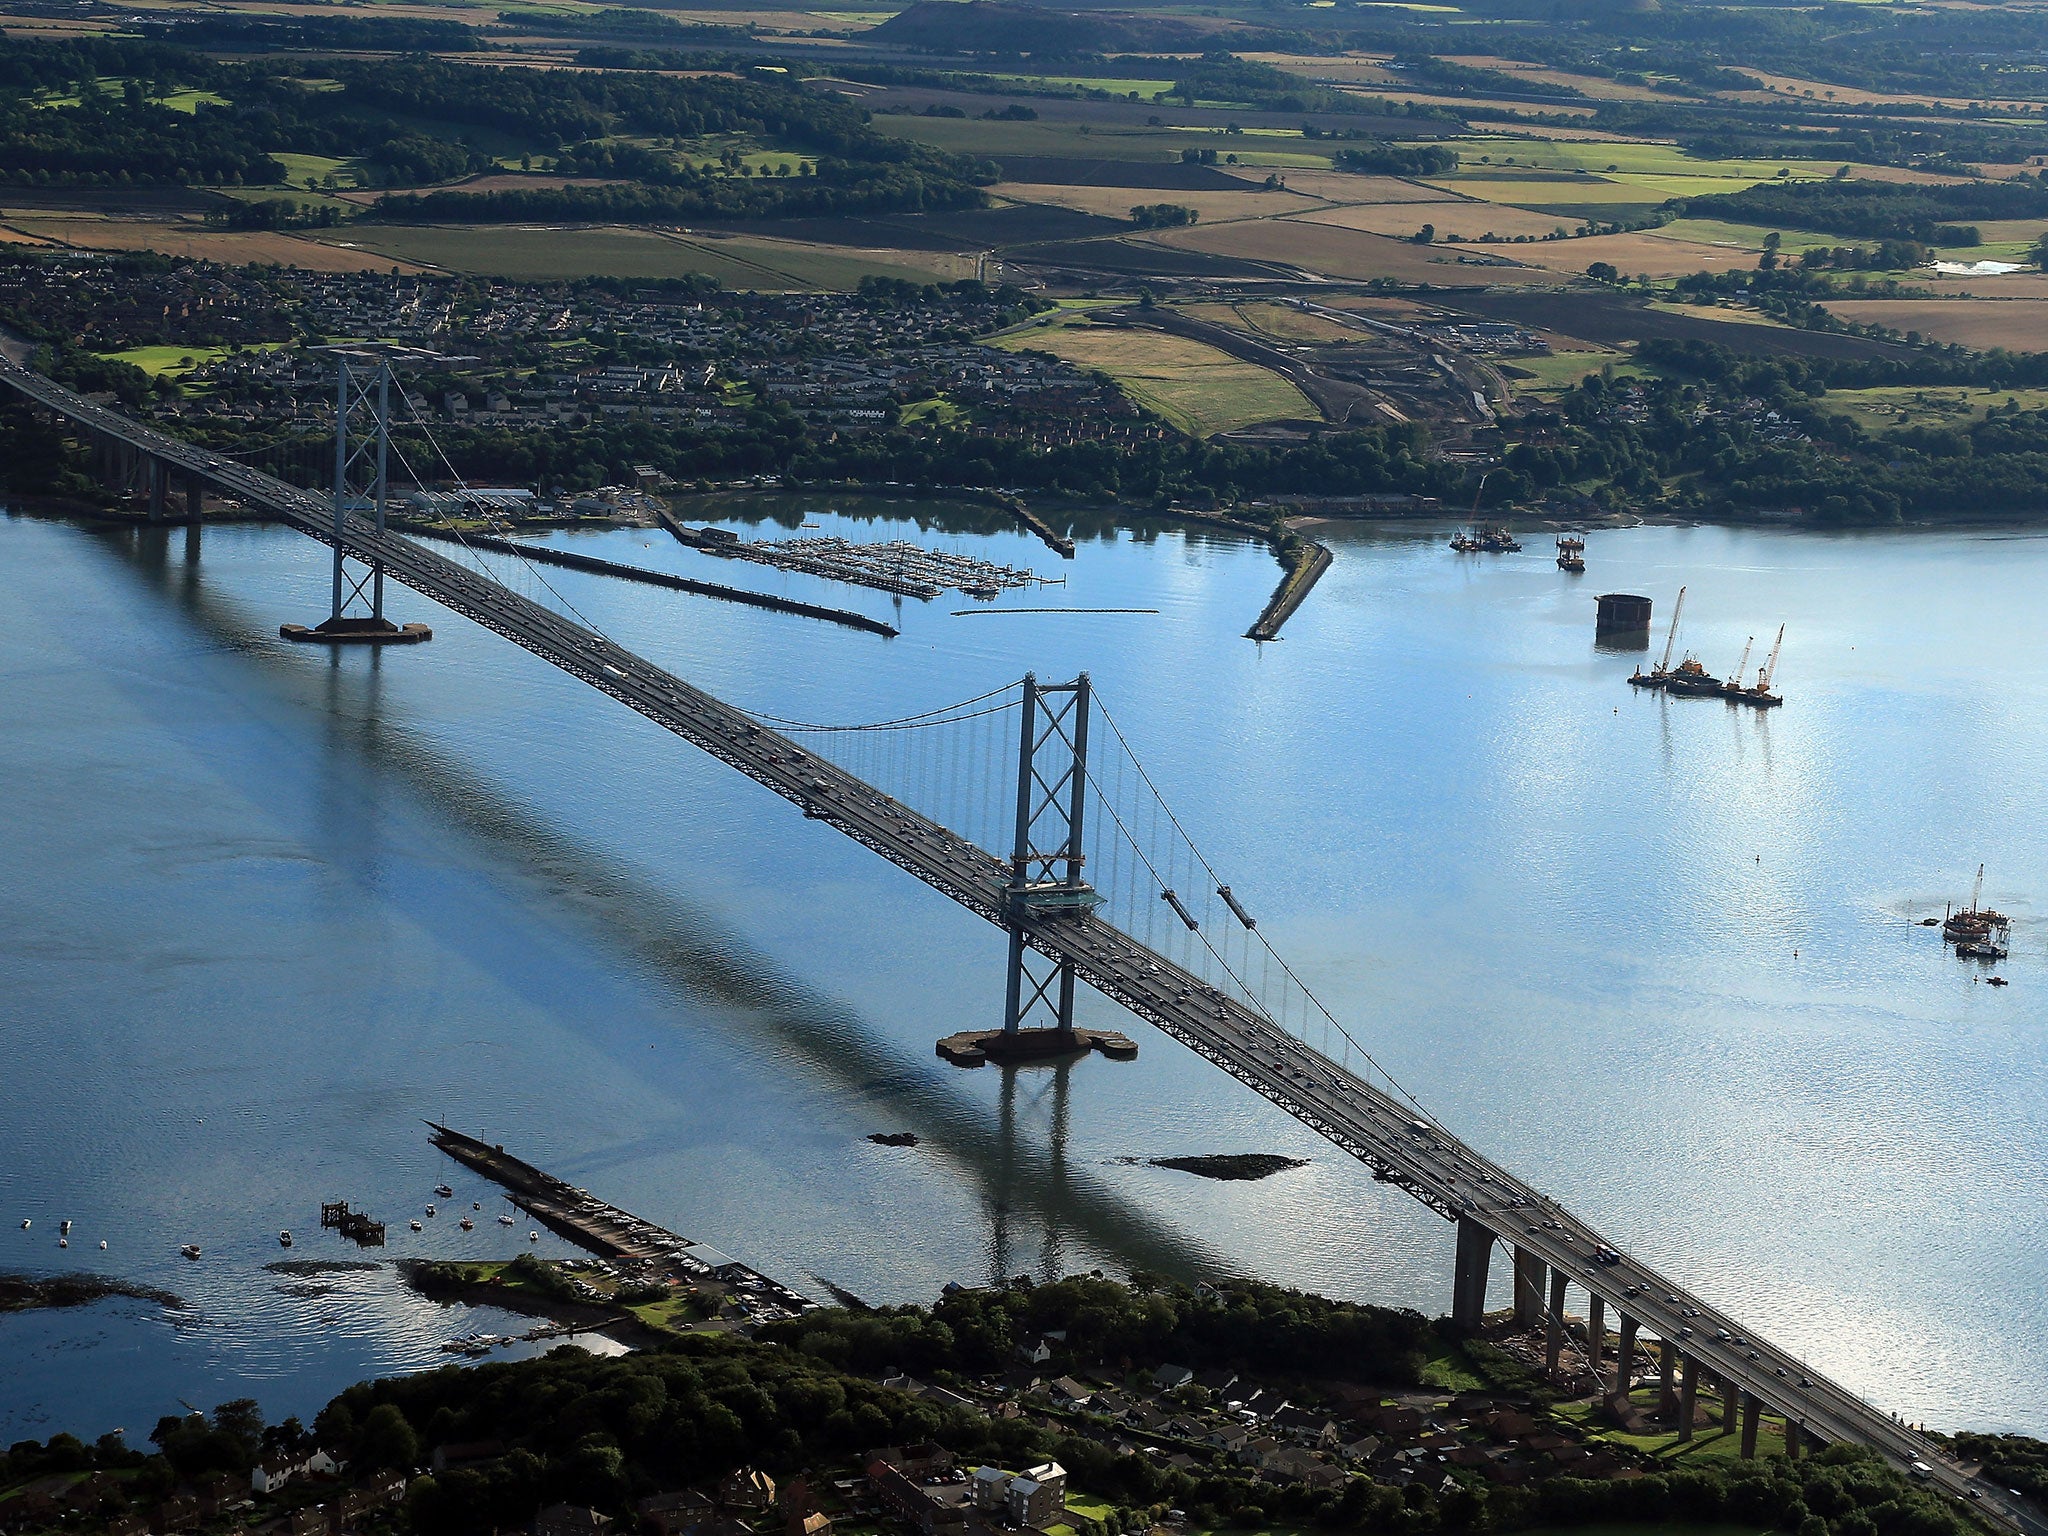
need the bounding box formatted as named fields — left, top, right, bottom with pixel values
left=0, top=505, right=2042, bottom=1441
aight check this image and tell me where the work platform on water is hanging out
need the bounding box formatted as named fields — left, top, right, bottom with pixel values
left=0, top=353, right=2024, bottom=1534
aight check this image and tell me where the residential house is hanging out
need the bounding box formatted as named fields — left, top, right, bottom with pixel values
left=154, top=1494, right=201, bottom=1531
left=719, top=1470, right=777, bottom=1514
left=1337, top=1437, right=1382, bottom=1465
left=535, top=1506, right=614, bottom=1536
left=1046, top=1377, right=1092, bottom=1410
left=1191, top=1369, right=1237, bottom=1397
left=1271, top=1409, right=1340, bottom=1449
left=638, top=1490, right=715, bottom=1536
left=864, top=1445, right=953, bottom=1481
left=1150, top=1365, right=1193, bottom=1393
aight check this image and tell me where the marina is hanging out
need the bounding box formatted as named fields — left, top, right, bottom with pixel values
left=665, top=519, right=1049, bottom=602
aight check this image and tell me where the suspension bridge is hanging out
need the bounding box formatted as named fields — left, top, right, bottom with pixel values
left=0, top=354, right=2029, bottom=1533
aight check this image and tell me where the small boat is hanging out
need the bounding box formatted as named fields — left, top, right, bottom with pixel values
left=472, top=1201, right=481, bottom=1211
left=19, top=1219, right=28, bottom=1230
left=1987, top=975, right=2009, bottom=987
left=58, top=1237, right=68, bottom=1248
left=1920, top=917, right=1941, bottom=927
left=279, top=1231, right=294, bottom=1248
left=59, top=1219, right=72, bottom=1235
left=1556, top=534, right=1586, bottom=572
left=1957, top=937, right=2008, bottom=962
left=529, top=1231, right=540, bottom=1243
left=409, top=1219, right=423, bottom=1232
left=435, top=1184, right=454, bottom=1198
left=425, top=1204, right=437, bottom=1217
left=1448, top=530, right=1480, bottom=553
left=98, top=1240, right=107, bottom=1250
left=498, top=1213, right=516, bottom=1225
left=180, top=1244, right=201, bottom=1260
left=1662, top=657, right=1724, bottom=697
left=458, top=1217, right=475, bottom=1231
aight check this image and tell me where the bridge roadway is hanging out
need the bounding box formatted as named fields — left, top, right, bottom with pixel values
left=3, top=359, right=2026, bottom=1533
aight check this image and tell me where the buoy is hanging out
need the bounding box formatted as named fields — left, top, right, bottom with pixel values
left=20, top=1219, right=29, bottom=1230
left=58, top=1238, right=68, bottom=1248
left=99, top=1240, right=108, bottom=1250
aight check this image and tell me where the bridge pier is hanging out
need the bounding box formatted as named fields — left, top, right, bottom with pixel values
left=1586, top=1292, right=1605, bottom=1378
left=146, top=456, right=166, bottom=523
left=1785, top=1420, right=1803, bottom=1460
left=1677, top=1356, right=1700, bottom=1442
left=1451, top=1217, right=1495, bottom=1333
left=1512, top=1246, right=1544, bottom=1328
left=1545, top=1269, right=1568, bottom=1376
left=1615, top=1313, right=1639, bottom=1396
left=184, top=472, right=204, bottom=522
left=1722, top=1375, right=1739, bottom=1431
left=1740, top=1393, right=1760, bottom=1459
left=1659, top=1338, right=1678, bottom=1416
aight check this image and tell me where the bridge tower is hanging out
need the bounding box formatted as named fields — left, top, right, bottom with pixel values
left=281, top=353, right=431, bottom=645
left=938, top=674, right=1135, bottom=1067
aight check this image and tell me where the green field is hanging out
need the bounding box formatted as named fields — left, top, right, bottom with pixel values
left=1425, top=139, right=1843, bottom=181
left=994, top=315, right=1312, bottom=435
left=1501, top=349, right=1638, bottom=395
left=1817, top=383, right=2048, bottom=430
left=103, top=342, right=291, bottom=377
left=270, top=152, right=360, bottom=189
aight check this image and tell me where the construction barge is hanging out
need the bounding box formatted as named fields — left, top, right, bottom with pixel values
left=426, top=1123, right=815, bottom=1316
left=1629, top=589, right=1784, bottom=707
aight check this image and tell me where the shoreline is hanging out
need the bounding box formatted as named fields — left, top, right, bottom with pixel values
left=0, top=1272, right=183, bottom=1315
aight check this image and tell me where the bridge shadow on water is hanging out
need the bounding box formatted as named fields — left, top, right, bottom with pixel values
left=94, top=520, right=1237, bottom=1292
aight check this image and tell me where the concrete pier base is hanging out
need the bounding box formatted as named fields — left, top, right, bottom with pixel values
left=936, top=1026, right=1135, bottom=1067
left=1659, top=1338, right=1679, bottom=1417
left=1786, top=1421, right=1803, bottom=1460
left=1722, top=1375, right=1739, bottom=1431
left=280, top=616, right=432, bottom=644
left=1741, top=1394, right=1760, bottom=1459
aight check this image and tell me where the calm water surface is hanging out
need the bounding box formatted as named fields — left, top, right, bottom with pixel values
left=1, top=503, right=2043, bottom=1440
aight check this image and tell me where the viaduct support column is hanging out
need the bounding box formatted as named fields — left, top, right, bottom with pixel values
left=1512, top=1247, right=1544, bottom=1328
left=1545, top=1269, right=1568, bottom=1377
left=1452, top=1217, right=1495, bottom=1334
left=146, top=456, right=165, bottom=523
left=1676, top=1357, right=1700, bottom=1442
left=1740, top=1394, right=1760, bottom=1459
left=185, top=473, right=204, bottom=522
left=1659, top=1339, right=1679, bottom=1417
left=1586, top=1293, right=1605, bottom=1379
left=1615, top=1314, right=1640, bottom=1397
left=1785, top=1421, right=1803, bottom=1460
left=1722, top=1376, right=1739, bottom=1431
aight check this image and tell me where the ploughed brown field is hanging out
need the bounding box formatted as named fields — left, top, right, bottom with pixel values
left=1821, top=299, right=2048, bottom=352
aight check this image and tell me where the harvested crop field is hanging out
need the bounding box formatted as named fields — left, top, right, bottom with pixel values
left=1435, top=290, right=1916, bottom=361
left=5, top=216, right=430, bottom=271
left=1491, top=230, right=1776, bottom=279
left=1298, top=200, right=1574, bottom=241
left=1820, top=299, right=2048, bottom=352
left=327, top=224, right=966, bottom=288
left=1150, top=217, right=1567, bottom=286
left=716, top=204, right=1123, bottom=251
left=994, top=182, right=1321, bottom=225
left=990, top=319, right=1311, bottom=436
left=1227, top=169, right=1447, bottom=204
left=1007, top=236, right=1282, bottom=279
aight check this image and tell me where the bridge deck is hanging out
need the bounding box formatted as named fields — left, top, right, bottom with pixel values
left=2, top=359, right=2019, bottom=1531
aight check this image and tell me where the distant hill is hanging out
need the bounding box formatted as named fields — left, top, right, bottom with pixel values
left=868, top=1, right=1235, bottom=56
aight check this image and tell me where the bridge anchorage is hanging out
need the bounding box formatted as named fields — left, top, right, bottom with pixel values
left=939, top=673, right=1135, bottom=1068
left=280, top=353, right=431, bottom=646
